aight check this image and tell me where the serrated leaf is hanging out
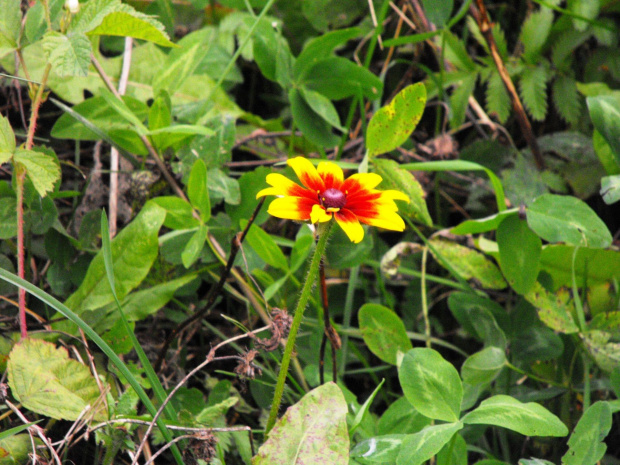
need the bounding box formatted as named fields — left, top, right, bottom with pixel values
left=42, top=31, right=92, bottom=77
left=7, top=338, right=105, bottom=421
left=373, top=158, right=432, bottom=226
left=399, top=348, right=463, bottom=422
left=519, top=64, right=549, bottom=121
left=196, top=397, right=238, bottom=425
left=253, top=383, right=348, bottom=465
left=486, top=70, right=511, bottom=123
left=367, top=83, right=427, bottom=157
left=569, top=0, right=600, bottom=32
left=0, top=114, right=15, bottom=164
left=13, top=149, right=61, bottom=197
left=421, top=0, right=453, bottom=28
left=359, top=303, right=413, bottom=365
left=443, top=30, right=476, bottom=72
left=562, top=401, right=611, bottom=465
left=450, top=73, right=477, bottom=128
left=87, top=11, right=174, bottom=47
left=520, top=8, right=554, bottom=63
left=553, top=76, right=582, bottom=125
left=462, top=395, right=568, bottom=437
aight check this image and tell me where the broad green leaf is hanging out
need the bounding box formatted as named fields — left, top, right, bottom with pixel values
left=430, top=237, right=507, bottom=290
left=399, top=348, right=463, bottom=422
left=587, top=95, right=620, bottom=168
left=253, top=382, right=348, bottom=465
left=99, top=88, right=148, bottom=132
left=289, top=87, right=339, bottom=148
left=148, top=91, right=172, bottom=150
left=373, top=158, right=432, bottom=226
left=396, top=422, right=464, bottom=465
left=350, top=380, right=385, bottom=435
left=13, top=149, right=61, bottom=197
left=526, top=194, right=612, bottom=248
left=153, top=27, right=215, bottom=96
left=226, top=166, right=271, bottom=227
left=181, top=224, right=207, bottom=269
left=524, top=282, right=579, bottom=333
left=421, top=0, right=453, bottom=27
left=0, top=0, right=20, bottom=58
left=151, top=196, right=199, bottom=230
left=0, top=198, right=17, bottom=239
left=208, top=168, right=240, bottom=205
left=562, top=401, right=612, bottom=465
left=359, top=303, right=413, bottom=365
left=252, top=18, right=294, bottom=87
left=592, top=130, right=620, bottom=175
left=302, top=57, right=383, bottom=101
left=42, top=31, right=91, bottom=77
left=240, top=220, right=288, bottom=271
left=580, top=330, right=620, bottom=372
left=462, top=395, right=568, bottom=437
left=569, top=0, right=600, bottom=31
left=437, top=432, right=467, bottom=465
left=512, top=325, right=564, bottom=363
left=461, top=347, right=506, bottom=385
left=601, top=175, right=620, bottom=204
left=451, top=209, right=518, bottom=235
left=299, top=86, right=344, bottom=131
left=0, top=114, right=15, bottom=163
left=63, top=202, right=166, bottom=315
left=447, top=292, right=507, bottom=348
left=497, top=215, right=542, bottom=294
left=325, top=221, right=374, bottom=268
left=0, top=435, right=40, bottom=464
left=294, top=27, right=361, bottom=79
left=366, top=83, right=426, bottom=157
left=350, top=434, right=406, bottom=463
left=187, top=159, right=211, bottom=222
left=378, top=397, right=432, bottom=435
left=87, top=11, right=174, bottom=46
left=7, top=338, right=105, bottom=421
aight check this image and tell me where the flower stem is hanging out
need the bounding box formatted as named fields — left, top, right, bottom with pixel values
left=265, top=221, right=333, bottom=434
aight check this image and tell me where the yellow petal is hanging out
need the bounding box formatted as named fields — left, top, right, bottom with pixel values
left=381, top=189, right=410, bottom=203
left=256, top=173, right=304, bottom=199
left=343, top=173, right=383, bottom=192
left=317, top=161, right=344, bottom=188
left=335, top=209, right=365, bottom=243
left=267, top=197, right=314, bottom=221
left=310, top=204, right=332, bottom=223
left=288, top=157, right=325, bottom=191
left=357, top=210, right=406, bottom=232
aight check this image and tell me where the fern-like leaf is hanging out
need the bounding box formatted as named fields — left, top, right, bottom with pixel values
left=450, top=73, right=477, bottom=129
left=569, top=0, right=601, bottom=32
left=519, top=64, right=550, bottom=121
left=466, top=16, right=508, bottom=60
left=552, top=75, right=582, bottom=125
left=520, top=8, right=554, bottom=63
left=486, top=70, right=511, bottom=123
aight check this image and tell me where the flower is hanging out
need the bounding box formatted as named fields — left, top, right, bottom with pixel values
left=256, top=157, right=409, bottom=243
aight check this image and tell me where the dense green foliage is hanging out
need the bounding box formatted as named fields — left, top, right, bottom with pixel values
left=1, top=0, right=620, bottom=464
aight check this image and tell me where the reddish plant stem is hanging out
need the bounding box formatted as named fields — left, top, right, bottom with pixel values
left=16, top=63, right=52, bottom=339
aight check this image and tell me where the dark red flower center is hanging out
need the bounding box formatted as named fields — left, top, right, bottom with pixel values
left=321, top=188, right=346, bottom=209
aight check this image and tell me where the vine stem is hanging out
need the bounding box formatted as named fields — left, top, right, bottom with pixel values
left=16, top=62, right=52, bottom=339
left=266, top=221, right=333, bottom=434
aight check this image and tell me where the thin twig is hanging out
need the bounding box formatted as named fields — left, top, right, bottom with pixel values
left=471, top=0, right=545, bottom=169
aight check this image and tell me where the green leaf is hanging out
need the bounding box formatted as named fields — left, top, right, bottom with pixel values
left=294, top=27, right=361, bottom=79
left=208, top=168, right=240, bottom=205
left=524, top=281, right=579, bottom=333
left=462, top=395, right=568, bottom=437
left=497, top=215, right=542, bottom=294
left=350, top=380, right=385, bottom=435
left=252, top=18, right=294, bottom=88
left=553, top=76, right=582, bottom=125
left=289, top=87, right=339, bottom=148
left=366, top=83, right=427, bottom=157
left=601, top=175, right=620, bottom=205
left=378, top=396, right=432, bottom=435
left=520, top=8, right=554, bottom=63
left=99, top=88, right=148, bottom=132
left=449, top=73, right=477, bottom=128
left=41, top=31, right=92, bottom=77
left=253, top=382, right=348, bottom=465
left=151, top=196, right=200, bottom=230
left=0, top=114, right=15, bottom=163
left=451, top=209, right=518, bottom=235
left=350, top=434, right=407, bottom=463
left=373, top=158, right=432, bottom=226
left=0, top=198, right=17, bottom=239
left=569, top=0, right=600, bottom=32
left=302, top=57, right=383, bottom=101
left=7, top=338, right=105, bottom=421
left=396, top=422, right=464, bottom=465
left=359, top=303, right=413, bottom=365
left=148, top=91, right=172, bottom=150
left=0, top=0, right=21, bottom=58
left=592, top=130, right=620, bottom=176
left=421, top=0, right=453, bottom=28
left=562, top=401, right=612, bottom=465
left=486, top=70, right=511, bottom=123
left=447, top=292, right=507, bottom=348
left=13, top=149, right=61, bottom=197
left=196, top=396, right=239, bottom=425
left=181, top=224, right=207, bottom=269
left=325, top=222, right=374, bottom=268
left=399, top=348, right=463, bottom=422
left=526, top=194, right=612, bottom=248
left=443, top=30, right=476, bottom=72
left=187, top=159, right=211, bottom=222
left=63, top=202, right=166, bottom=316
left=580, top=330, right=620, bottom=372
left=429, top=237, right=507, bottom=290
left=226, top=166, right=271, bottom=227
left=240, top=220, right=288, bottom=271
left=0, top=434, right=40, bottom=464
left=461, top=347, right=506, bottom=385
left=437, top=432, right=467, bottom=465
left=299, top=86, right=344, bottom=131
left=519, top=64, right=549, bottom=121
left=587, top=95, right=620, bottom=168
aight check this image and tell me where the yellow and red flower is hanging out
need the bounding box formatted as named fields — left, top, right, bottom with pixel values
left=256, top=157, right=409, bottom=243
